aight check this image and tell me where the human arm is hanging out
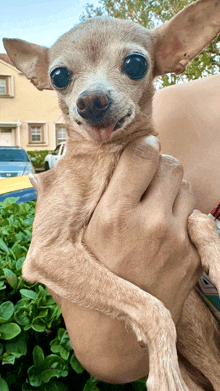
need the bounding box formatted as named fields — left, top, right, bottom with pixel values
left=153, top=74, right=220, bottom=213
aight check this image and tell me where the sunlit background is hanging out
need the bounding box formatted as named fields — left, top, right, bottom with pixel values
left=0, top=0, right=100, bottom=53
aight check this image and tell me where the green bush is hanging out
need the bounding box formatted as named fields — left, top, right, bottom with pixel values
left=0, top=198, right=146, bottom=391
left=28, top=151, right=53, bottom=169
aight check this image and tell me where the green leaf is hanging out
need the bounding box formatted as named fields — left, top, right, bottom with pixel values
left=2, top=354, right=15, bottom=365
left=0, top=197, right=19, bottom=208
left=70, top=354, right=84, bottom=374
left=59, top=347, right=70, bottom=361
left=32, top=318, right=46, bottom=332
left=16, top=257, right=25, bottom=270
left=5, top=333, right=27, bottom=358
left=41, top=369, right=63, bottom=383
left=35, top=309, right=48, bottom=319
left=50, top=344, right=70, bottom=361
left=50, top=329, right=72, bottom=360
left=14, top=307, right=30, bottom=326
left=3, top=269, right=18, bottom=288
left=0, top=377, right=9, bottom=391
left=2, top=354, right=16, bottom=364
left=24, top=229, right=32, bottom=237
left=20, top=289, right=38, bottom=300
left=0, top=323, right=21, bottom=340
left=46, top=296, right=56, bottom=306
left=3, top=269, right=16, bottom=279
left=0, top=281, right=6, bottom=290
left=14, top=298, right=31, bottom=310
left=33, top=345, right=45, bottom=366
left=0, top=317, right=7, bottom=325
left=28, top=365, right=42, bottom=387
left=0, top=301, right=14, bottom=320
left=28, top=354, right=69, bottom=387
left=83, top=378, right=99, bottom=391
left=0, top=239, right=10, bottom=254
left=23, top=324, right=32, bottom=331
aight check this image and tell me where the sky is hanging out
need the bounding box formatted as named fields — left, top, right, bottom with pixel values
left=0, top=0, right=101, bottom=53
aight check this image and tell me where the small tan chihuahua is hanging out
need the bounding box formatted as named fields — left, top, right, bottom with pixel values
left=4, top=0, right=220, bottom=390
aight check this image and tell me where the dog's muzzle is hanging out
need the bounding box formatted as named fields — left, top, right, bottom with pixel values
left=76, top=90, right=112, bottom=123
left=75, top=89, right=131, bottom=143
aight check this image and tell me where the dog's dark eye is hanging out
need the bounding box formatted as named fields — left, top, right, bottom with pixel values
left=50, top=67, right=72, bottom=89
left=122, top=54, right=148, bottom=80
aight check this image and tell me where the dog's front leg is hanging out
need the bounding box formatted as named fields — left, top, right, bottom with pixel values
left=23, top=229, right=188, bottom=391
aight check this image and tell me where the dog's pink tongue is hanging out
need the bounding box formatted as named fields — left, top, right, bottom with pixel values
left=93, top=125, right=114, bottom=142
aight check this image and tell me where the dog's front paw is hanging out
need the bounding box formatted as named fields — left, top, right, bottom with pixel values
left=146, top=366, right=189, bottom=391
left=146, top=335, right=189, bottom=391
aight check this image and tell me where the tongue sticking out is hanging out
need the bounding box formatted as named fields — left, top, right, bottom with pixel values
left=92, top=125, right=115, bottom=142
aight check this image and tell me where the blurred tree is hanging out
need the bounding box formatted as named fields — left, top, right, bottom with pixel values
left=80, top=0, right=220, bottom=88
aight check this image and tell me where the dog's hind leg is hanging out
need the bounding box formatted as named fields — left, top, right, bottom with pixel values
left=179, top=359, right=208, bottom=391
left=177, top=289, right=220, bottom=391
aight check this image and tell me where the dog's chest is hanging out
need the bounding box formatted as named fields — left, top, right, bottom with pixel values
left=34, top=149, right=119, bottom=243
left=69, top=152, right=119, bottom=230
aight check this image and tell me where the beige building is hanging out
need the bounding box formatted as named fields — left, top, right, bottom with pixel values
left=0, top=54, right=67, bottom=151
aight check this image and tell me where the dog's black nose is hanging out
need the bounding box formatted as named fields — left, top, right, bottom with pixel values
left=76, top=90, right=112, bottom=122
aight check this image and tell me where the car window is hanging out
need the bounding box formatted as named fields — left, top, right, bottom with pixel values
left=54, top=145, right=61, bottom=155
left=60, top=144, right=65, bottom=156
left=0, top=149, right=30, bottom=162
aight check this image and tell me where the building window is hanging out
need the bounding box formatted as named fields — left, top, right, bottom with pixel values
left=31, top=127, right=42, bottom=142
left=28, top=123, right=46, bottom=144
left=0, top=77, right=7, bottom=95
left=56, top=124, right=67, bottom=145
left=0, top=75, right=14, bottom=97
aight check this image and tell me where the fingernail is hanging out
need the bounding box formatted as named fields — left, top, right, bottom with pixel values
left=181, top=179, right=191, bottom=190
left=131, top=135, right=161, bottom=161
left=145, top=135, right=161, bottom=152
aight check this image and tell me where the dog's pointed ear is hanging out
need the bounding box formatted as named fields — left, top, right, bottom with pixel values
left=3, top=38, right=52, bottom=90
left=153, top=0, right=220, bottom=77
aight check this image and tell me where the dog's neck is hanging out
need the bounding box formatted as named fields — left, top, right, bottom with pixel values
left=64, top=122, right=156, bottom=162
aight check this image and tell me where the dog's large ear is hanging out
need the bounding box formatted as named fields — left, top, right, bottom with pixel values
left=3, top=38, right=52, bottom=90
left=153, top=0, right=220, bottom=76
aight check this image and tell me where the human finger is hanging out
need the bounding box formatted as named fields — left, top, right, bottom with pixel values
left=142, top=154, right=184, bottom=210
left=103, top=135, right=161, bottom=208
left=172, top=180, right=195, bottom=219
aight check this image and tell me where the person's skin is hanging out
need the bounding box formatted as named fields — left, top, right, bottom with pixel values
left=54, top=74, right=220, bottom=384
left=154, top=73, right=220, bottom=213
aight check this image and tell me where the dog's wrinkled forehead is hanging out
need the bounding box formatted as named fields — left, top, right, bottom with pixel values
left=49, top=17, right=154, bottom=66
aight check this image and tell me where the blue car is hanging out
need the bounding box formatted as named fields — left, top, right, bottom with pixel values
left=0, top=146, right=35, bottom=179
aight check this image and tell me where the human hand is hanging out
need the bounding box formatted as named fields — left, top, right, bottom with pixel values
left=84, top=135, right=203, bottom=323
